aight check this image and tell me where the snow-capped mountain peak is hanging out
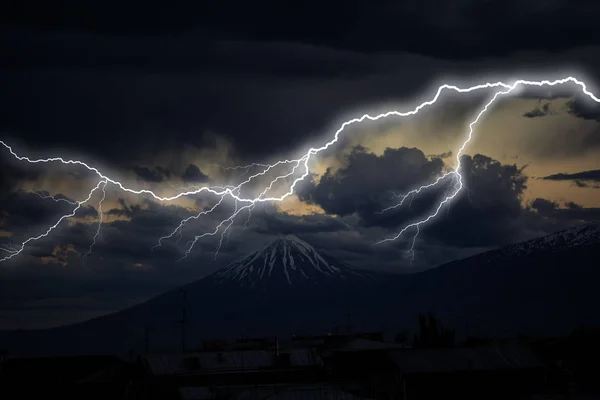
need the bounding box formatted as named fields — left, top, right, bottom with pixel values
left=211, top=235, right=375, bottom=289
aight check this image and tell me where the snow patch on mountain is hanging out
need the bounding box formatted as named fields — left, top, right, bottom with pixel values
left=504, top=221, right=600, bottom=256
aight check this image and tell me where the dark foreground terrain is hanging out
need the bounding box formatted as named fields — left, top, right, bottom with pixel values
left=2, top=327, right=600, bottom=400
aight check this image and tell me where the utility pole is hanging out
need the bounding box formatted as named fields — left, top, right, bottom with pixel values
left=180, top=288, right=187, bottom=353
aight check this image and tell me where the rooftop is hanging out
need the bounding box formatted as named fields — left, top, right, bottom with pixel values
left=144, top=348, right=323, bottom=376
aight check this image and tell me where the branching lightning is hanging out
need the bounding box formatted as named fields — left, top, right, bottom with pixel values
left=374, top=84, right=520, bottom=253
left=1, top=76, right=599, bottom=264
left=83, top=180, right=107, bottom=261
left=31, top=190, right=79, bottom=205
left=0, top=180, right=107, bottom=261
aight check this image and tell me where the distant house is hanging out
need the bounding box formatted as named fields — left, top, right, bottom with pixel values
left=390, top=343, right=547, bottom=399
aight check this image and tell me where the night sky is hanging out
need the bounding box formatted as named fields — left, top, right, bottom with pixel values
left=1, top=0, right=600, bottom=329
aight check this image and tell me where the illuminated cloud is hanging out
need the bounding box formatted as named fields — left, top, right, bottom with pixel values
left=276, top=195, right=326, bottom=216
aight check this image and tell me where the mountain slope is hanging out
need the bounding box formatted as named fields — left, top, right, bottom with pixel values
left=369, top=221, right=600, bottom=337
left=505, top=222, right=600, bottom=255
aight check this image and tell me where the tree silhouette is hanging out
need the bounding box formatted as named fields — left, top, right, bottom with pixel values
left=413, top=313, right=455, bottom=348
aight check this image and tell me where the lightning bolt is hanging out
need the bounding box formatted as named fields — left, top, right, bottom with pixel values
left=1, top=76, right=599, bottom=264
left=0, top=180, right=107, bottom=262
left=83, top=180, right=108, bottom=261
left=374, top=85, right=520, bottom=252
left=153, top=195, right=226, bottom=251
left=215, top=162, right=273, bottom=171
left=30, top=190, right=78, bottom=205
left=243, top=204, right=255, bottom=230
left=373, top=77, right=598, bottom=258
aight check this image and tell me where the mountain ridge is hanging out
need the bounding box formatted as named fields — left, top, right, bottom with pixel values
left=504, top=221, right=600, bottom=256
left=0, top=222, right=599, bottom=357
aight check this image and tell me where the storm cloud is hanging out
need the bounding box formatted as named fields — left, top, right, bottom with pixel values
left=2, top=4, right=600, bottom=329
left=542, top=169, right=600, bottom=183
left=182, top=164, right=209, bottom=183
left=131, top=165, right=171, bottom=183
left=299, top=146, right=445, bottom=219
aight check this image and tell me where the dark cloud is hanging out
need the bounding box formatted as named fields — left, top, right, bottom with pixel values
left=106, top=198, right=143, bottom=219
left=513, top=95, right=600, bottom=158
left=0, top=55, right=438, bottom=165
left=301, top=148, right=535, bottom=248
left=2, top=28, right=377, bottom=78
left=530, top=198, right=559, bottom=214
left=419, top=154, right=529, bottom=247
left=300, top=145, right=535, bottom=247
left=4, top=1, right=600, bottom=59
left=522, top=102, right=552, bottom=118
left=542, top=169, right=600, bottom=183
left=575, top=181, right=600, bottom=189
left=132, top=165, right=170, bottom=183
left=2, top=145, right=599, bottom=328
left=299, top=146, right=445, bottom=220
left=182, top=164, right=209, bottom=183
left=567, top=96, right=600, bottom=121
left=0, top=156, right=46, bottom=193
left=529, top=198, right=600, bottom=223
left=0, top=193, right=259, bottom=329
left=4, top=24, right=600, bottom=170
left=4, top=3, right=600, bottom=329
left=547, top=97, right=600, bottom=154
left=0, top=190, right=97, bottom=235
left=520, top=89, right=600, bottom=119
left=428, top=151, right=453, bottom=160
left=302, top=147, right=600, bottom=249
left=98, top=196, right=253, bottom=265
left=251, top=209, right=350, bottom=235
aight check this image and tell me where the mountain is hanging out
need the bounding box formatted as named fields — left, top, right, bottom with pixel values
left=1, top=223, right=599, bottom=357
left=205, top=234, right=381, bottom=290
left=368, top=221, right=600, bottom=338
left=0, top=235, right=391, bottom=356
left=505, top=222, right=600, bottom=255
